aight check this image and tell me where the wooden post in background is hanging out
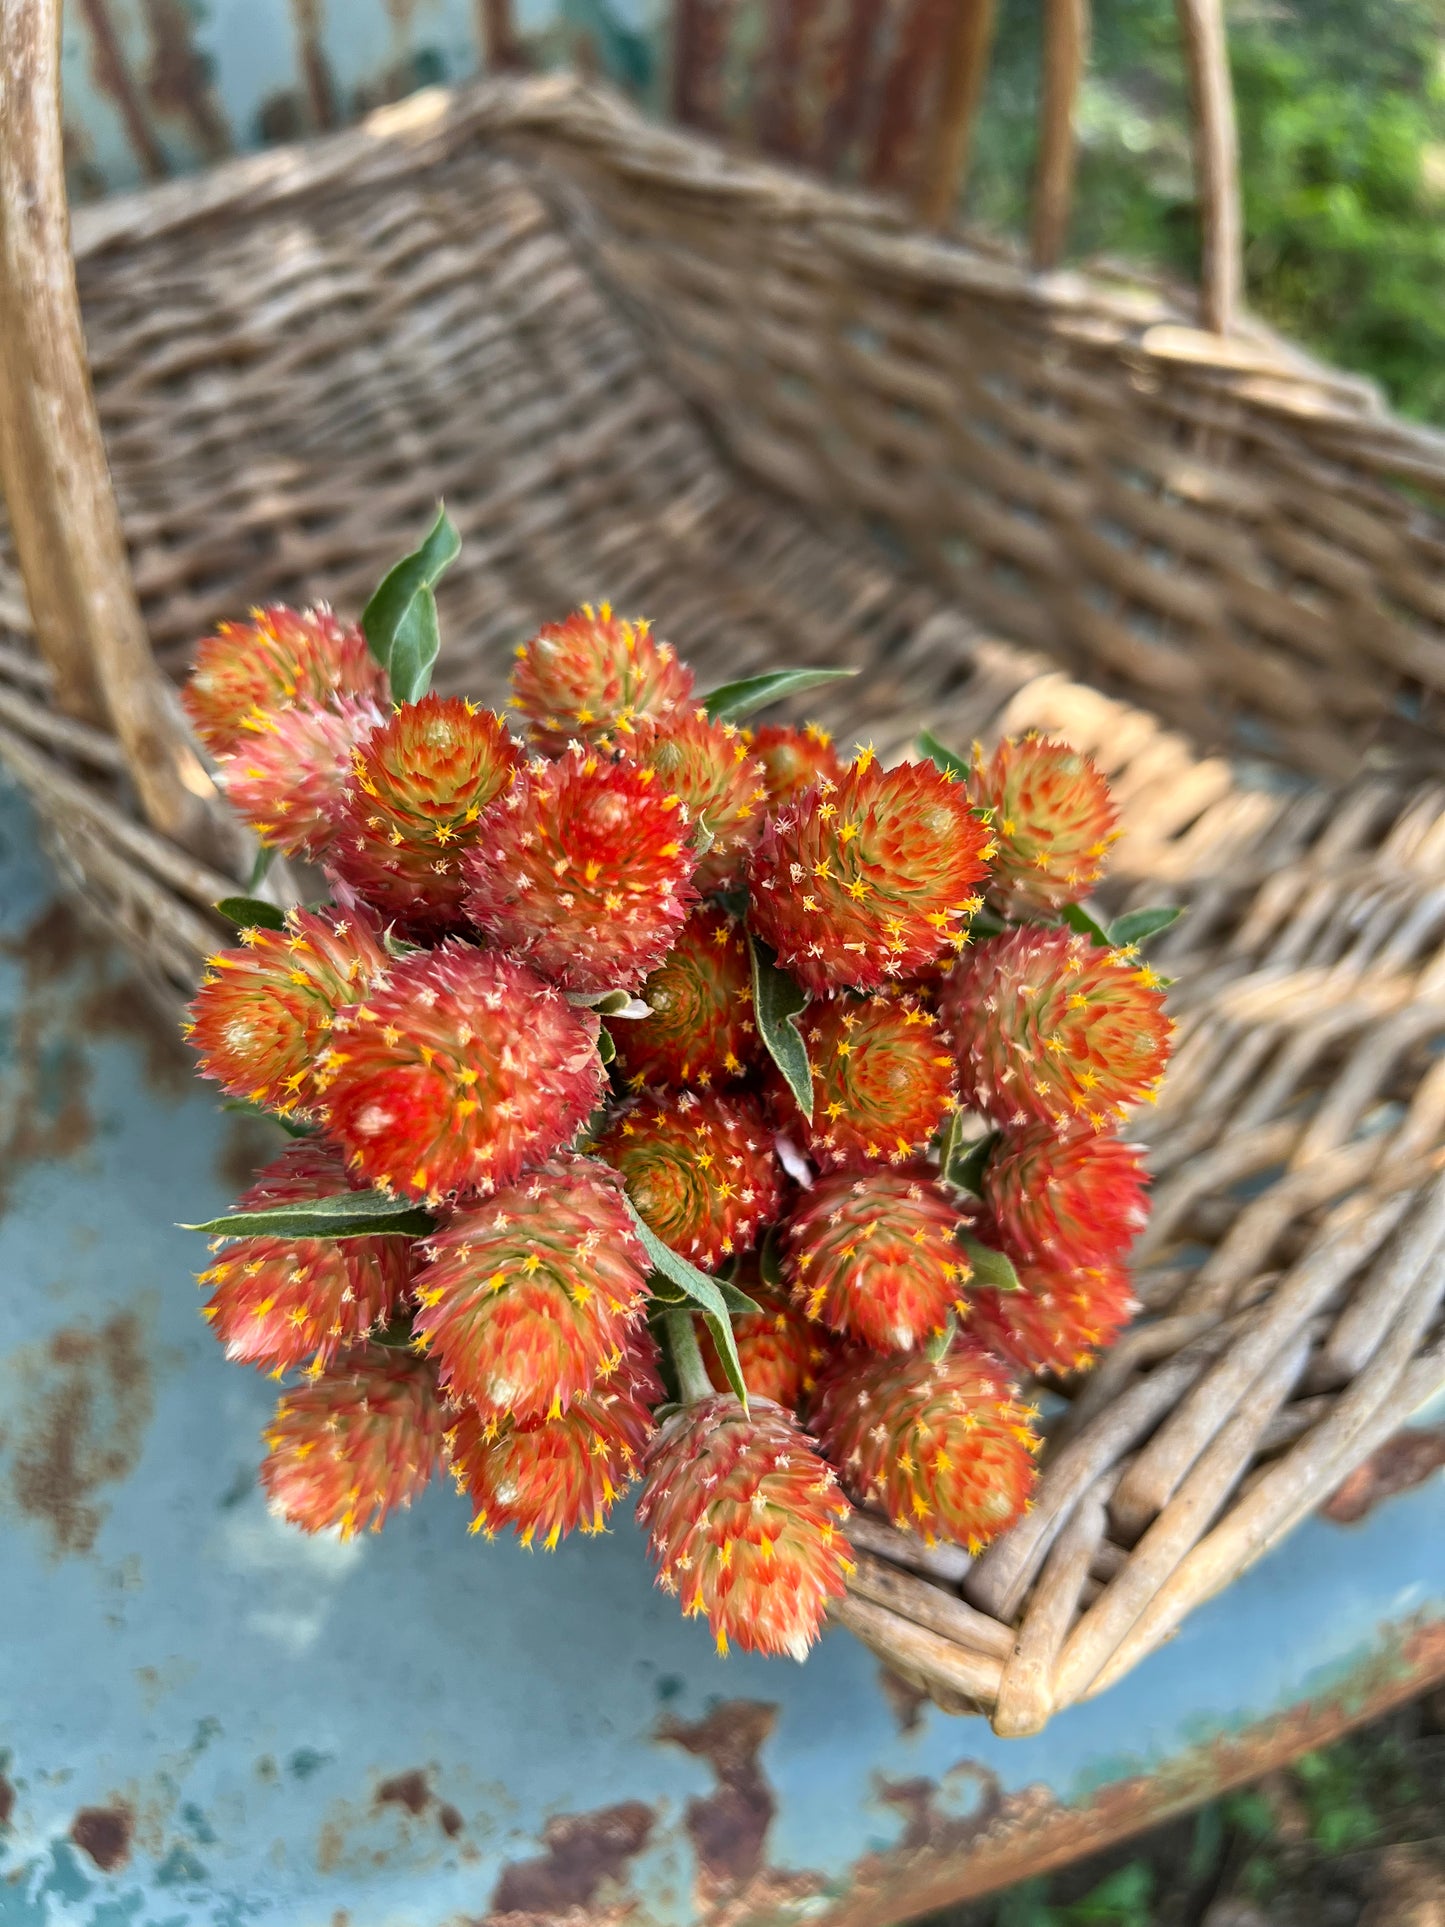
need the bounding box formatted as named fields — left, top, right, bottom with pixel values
left=1031, top=0, right=1089, bottom=270
left=0, top=0, right=235, bottom=860
left=1175, top=0, right=1242, bottom=333
left=913, top=0, right=998, bottom=230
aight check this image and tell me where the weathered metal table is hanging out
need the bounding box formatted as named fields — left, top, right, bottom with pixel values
left=2, top=774, right=1442, bottom=1927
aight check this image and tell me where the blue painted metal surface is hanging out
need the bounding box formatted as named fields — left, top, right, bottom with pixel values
left=0, top=767, right=1443, bottom=1926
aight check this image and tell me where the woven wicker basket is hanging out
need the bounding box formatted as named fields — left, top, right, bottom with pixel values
left=3, top=0, right=1445, bottom=1734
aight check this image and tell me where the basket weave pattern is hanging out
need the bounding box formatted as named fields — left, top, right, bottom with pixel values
left=2, top=77, right=1444, bottom=1732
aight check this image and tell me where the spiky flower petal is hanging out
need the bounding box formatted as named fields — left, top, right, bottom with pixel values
left=772, top=994, right=955, bottom=1170
left=594, top=1090, right=782, bottom=1268
left=464, top=746, right=696, bottom=993
left=749, top=723, right=842, bottom=808
left=219, top=695, right=384, bottom=858
left=199, top=1142, right=412, bottom=1373
left=811, top=1341, right=1039, bottom=1549
left=320, top=943, right=606, bottom=1203
left=411, top=1158, right=649, bottom=1424
left=260, top=1349, right=444, bottom=1538
left=985, top=1124, right=1149, bottom=1268
left=941, top=928, right=1172, bottom=1132
left=628, top=709, right=769, bottom=891
left=185, top=909, right=390, bottom=1115
left=747, top=752, right=992, bottom=994
left=637, top=1395, right=853, bottom=1659
left=446, top=1344, right=661, bottom=1547
left=968, top=735, right=1119, bottom=915
left=611, top=906, right=758, bottom=1089
left=328, top=695, right=523, bottom=934
left=697, top=1270, right=832, bottom=1411
left=182, top=604, right=385, bottom=757
left=781, top=1169, right=969, bottom=1352
left=509, top=604, right=694, bottom=752
left=967, top=1255, right=1137, bottom=1378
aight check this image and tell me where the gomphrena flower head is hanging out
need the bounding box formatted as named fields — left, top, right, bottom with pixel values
left=636, top=1395, right=853, bottom=1658
left=984, top=1123, right=1149, bottom=1268
left=771, top=994, right=956, bottom=1170
left=941, top=927, right=1172, bottom=1131
left=199, top=1142, right=413, bottom=1374
left=610, top=906, right=758, bottom=1089
left=445, top=1344, right=661, bottom=1547
left=594, top=1089, right=782, bottom=1269
left=697, top=1268, right=832, bottom=1411
left=967, top=1252, right=1137, bottom=1378
left=781, top=1169, right=969, bottom=1352
left=185, top=908, right=390, bottom=1116
left=411, top=1157, right=649, bottom=1424
left=260, top=1348, right=445, bottom=1538
left=319, top=943, right=606, bottom=1203
left=628, top=709, right=769, bottom=892
left=182, top=604, right=385, bottom=758
left=968, top=734, right=1119, bottom=915
left=464, top=745, right=696, bottom=993
left=328, top=695, right=523, bottom=934
left=749, top=723, right=842, bottom=808
left=747, top=751, right=993, bottom=995
left=218, top=695, right=384, bottom=858
left=811, top=1340, right=1039, bottom=1550
left=509, top=604, right=694, bottom=752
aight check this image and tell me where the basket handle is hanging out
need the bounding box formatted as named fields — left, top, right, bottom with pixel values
left=0, top=0, right=231, bottom=860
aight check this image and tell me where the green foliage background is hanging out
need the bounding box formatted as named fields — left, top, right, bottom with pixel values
left=967, top=0, right=1445, bottom=422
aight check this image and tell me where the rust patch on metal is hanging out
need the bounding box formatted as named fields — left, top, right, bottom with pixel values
left=76, top=0, right=169, bottom=180
left=485, top=1800, right=654, bottom=1920
left=438, top=1802, right=464, bottom=1838
left=4, top=1312, right=155, bottom=1559
left=216, top=1114, right=287, bottom=1199
left=0, top=1771, right=14, bottom=1829
left=1322, top=1424, right=1445, bottom=1523
left=656, top=1700, right=776, bottom=1891
left=141, top=0, right=234, bottom=161
left=79, top=979, right=191, bottom=1096
left=376, top=1769, right=431, bottom=1817
left=291, top=0, right=339, bottom=129
left=71, top=1804, right=133, bottom=1872
left=877, top=1662, right=931, bottom=1735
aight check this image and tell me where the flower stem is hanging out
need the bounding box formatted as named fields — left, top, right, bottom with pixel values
left=664, top=1307, right=715, bottom=1405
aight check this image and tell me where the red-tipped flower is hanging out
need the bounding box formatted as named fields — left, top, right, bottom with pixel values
left=985, top=1124, right=1149, bottom=1268
left=811, top=1340, right=1039, bottom=1550
left=185, top=908, right=389, bottom=1116
left=942, top=927, right=1172, bottom=1131
left=610, top=906, right=758, bottom=1088
left=464, top=746, right=696, bottom=993
left=629, top=709, right=768, bottom=891
left=219, top=695, right=384, bottom=858
left=637, top=1395, right=853, bottom=1658
left=697, top=1271, right=832, bottom=1411
left=772, top=994, right=956, bottom=1170
left=446, top=1346, right=660, bottom=1548
left=782, top=1169, right=969, bottom=1352
left=411, top=1158, right=649, bottom=1424
left=749, top=723, right=842, bottom=808
left=182, top=605, right=385, bottom=758
left=747, top=751, right=992, bottom=994
left=328, top=696, right=523, bottom=934
left=967, top=1255, right=1137, bottom=1378
left=319, top=943, right=606, bottom=1203
left=509, top=604, right=694, bottom=751
left=198, top=1142, right=412, bottom=1374
left=968, top=735, right=1119, bottom=915
left=260, top=1349, right=445, bottom=1538
left=594, top=1090, right=782, bottom=1268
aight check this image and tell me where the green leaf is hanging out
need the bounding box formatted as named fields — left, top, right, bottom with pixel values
left=183, top=1190, right=436, bottom=1241
left=916, top=729, right=970, bottom=781
left=220, top=1098, right=314, bottom=1140
left=943, top=1129, right=997, bottom=1198
left=926, top=1310, right=958, bottom=1364
left=215, top=895, right=287, bottom=933
left=361, top=505, right=461, bottom=701
left=748, top=933, right=813, bottom=1122
left=716, top=1279, right=762, bottom=1319
left=960, top=1233, right=1022, bottom=1293
left=248, top=843, right=278, bottom=891
left=597, top=1024, right=617, bottom=1067
left=1108, top=904, right=1184, bottom=949
left=619, top=1194, right=749, bottom=1405
left=1060, top=901, right=1113, bottom=948
left=701, top=667, right=856, bottom=726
